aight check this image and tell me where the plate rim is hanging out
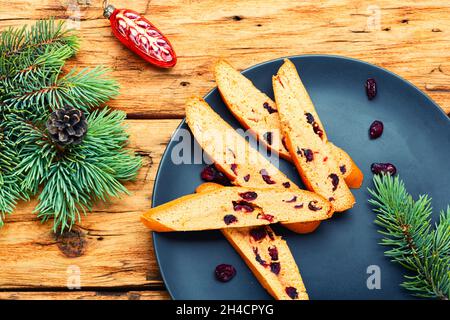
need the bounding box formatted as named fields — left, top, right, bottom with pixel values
left=151, top=54, right=449, bottom=300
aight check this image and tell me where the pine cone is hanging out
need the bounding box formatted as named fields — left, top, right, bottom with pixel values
left=46, top=107, right=88, bottom=146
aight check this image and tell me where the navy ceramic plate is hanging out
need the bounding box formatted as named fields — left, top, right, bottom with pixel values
left=152, top=55, right=450, bottom=300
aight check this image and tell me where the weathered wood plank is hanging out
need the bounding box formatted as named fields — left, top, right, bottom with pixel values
left=0, top=290, right=170, bottom=300
left=0, top=0, right=448, bottom=118
left=0, top=0, right=448, bottom=299
left=0, top=119, right=180, bottom=290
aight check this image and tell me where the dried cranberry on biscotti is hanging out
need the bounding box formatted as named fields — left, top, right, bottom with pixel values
left=270, top=262, right=281, bottom=275
left=329, top=173, right=339, bottom=191
left=253, top=247, right=268, bottom=267
left=223, top=215, right=238, bottom=225
left=239, top=191, right=258, bottom=201
left=263, top=102, right=277, bottom=114
left=308, top=200, right=322, bottom=211
left=230, top=163, right=238, bottom=175
left=302, top=149, right=314, bottom=162
left=312, top=122, right=324, bottom=139
left=200, top=165, right=231, bottom=185
left=232, top=200, right=255, bottom=212
left=268, top=246, right=279, bottom=261
left=284, top=196, right=297, bottom=203
left=285, top=287, right=299, bottom=299
left=282, top=182, right=290, bottom=188
left=305, top=112, right=315, bottom=124
left=249, top=227, right=267, bottom=241
left=259, top=169, right=276, bottom=184
left=257, top=213, right=274, bottom=222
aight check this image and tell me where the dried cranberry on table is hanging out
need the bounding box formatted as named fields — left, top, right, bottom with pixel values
left=369, top=120, right=384, bottom=139
left=215, top=264, right=236, bottom=282
left=200, top=165, right=231, bottom=185
left=371, top=163, right=397, bottom=176
left=365, top=78, right=377, bottom=100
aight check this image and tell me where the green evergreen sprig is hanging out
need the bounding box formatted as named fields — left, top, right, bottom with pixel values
left=368, top=174, right=450, bottom=299
left=0, top=19, right=141, bottom=231
left=0, top=19, right=78, bottom=60
left=0, top=131, right=26, bottom=223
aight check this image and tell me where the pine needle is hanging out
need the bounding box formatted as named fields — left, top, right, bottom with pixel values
left=368, top=174, right=450, bottom=299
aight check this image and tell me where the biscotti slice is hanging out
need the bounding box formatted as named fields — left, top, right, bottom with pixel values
left=186, top=97, right=295, bottom=189
left=223, top=226, right=308, bottom=300
left=195, top=182, right=308, bottom=300
left=141, top=186, right=332, bottom=232
left=327, top=143, right=363, bottom=189
left=195, top=182, right=223, bottom=193
left=186, top=97, right=333, bottom=233
left=214, top=59, right=363, bottom=188
left=215, top=59, right=289, bottom=160
left=273, top=59, right=355, bottom=212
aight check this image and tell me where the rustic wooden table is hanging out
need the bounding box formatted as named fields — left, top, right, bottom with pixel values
left=0, top=0, right=448, bottom=300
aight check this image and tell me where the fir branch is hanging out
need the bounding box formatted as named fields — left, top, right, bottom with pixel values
left=2, top=66, right=119, bottom=115
left=0, top=132, right=27, bottom=225
left=57, top=67, right=120, bottom=111
left=8, top=115, right=56, bottom=195
left=17, top=109, right=142, bottom=232
left=0, top=18, right=141, bottom=232
left=368, top=174, right=450, bottom=299
left=0, top=45, right=72, bottom=85
left=0, top=19, right=78, bottom=59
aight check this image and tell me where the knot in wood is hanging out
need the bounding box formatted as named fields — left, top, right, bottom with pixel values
left=55, top=228, right=86, bottom=258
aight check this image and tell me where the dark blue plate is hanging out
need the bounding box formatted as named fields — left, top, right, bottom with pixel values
left=152, top=55, right=450, bottom=300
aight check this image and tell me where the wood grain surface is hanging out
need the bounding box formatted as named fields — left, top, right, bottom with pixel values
left=0, top=0, right=448, bottom=300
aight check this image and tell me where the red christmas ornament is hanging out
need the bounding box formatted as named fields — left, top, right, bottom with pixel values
left=103, top=1, right=177, bottom=68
